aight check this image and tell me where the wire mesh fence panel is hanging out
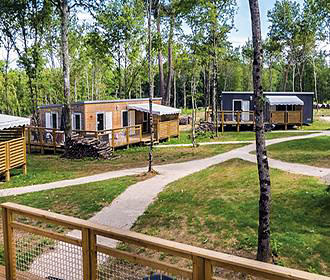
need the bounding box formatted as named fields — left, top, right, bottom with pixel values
left=212, top=265, right=267, bottom=280
left=97, top=251, right=191, bottom=280
left=14, top=229, right=83, bottom=280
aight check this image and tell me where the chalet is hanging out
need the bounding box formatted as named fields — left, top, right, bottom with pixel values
left=35, top=98, right=180, bottom=150
left=211, top=91, right=314, bottom=130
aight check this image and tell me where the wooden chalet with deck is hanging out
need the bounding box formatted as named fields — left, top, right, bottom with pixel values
left=30, top=98, right=180, bottom=152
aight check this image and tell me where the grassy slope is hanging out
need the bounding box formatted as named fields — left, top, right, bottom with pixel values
left=0, top=144, right=243, bottom=189
left=165, top=131, right=315, bottom=145
left=267, top=136, right=330, bottom=168
left=133, top=159, right=330, bottom=275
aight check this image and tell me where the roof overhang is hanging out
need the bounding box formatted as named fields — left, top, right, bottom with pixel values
left=266, top=95, right=304, bottom=106
left=127, top=103, right=181, bottom=116
left=0, top=114, right=30, bottom=130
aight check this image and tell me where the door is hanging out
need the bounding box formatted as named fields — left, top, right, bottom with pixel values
left=232, top=100, right=242, bottom=121
left=97, top=113, right=105, bottom=131
left=128, top=111, right=135, bottom=135
left=242, top=101, right=250, bottom=121
left=105, top=112, right=112, bottom=140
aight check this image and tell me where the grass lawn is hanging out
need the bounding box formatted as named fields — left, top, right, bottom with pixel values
left=0, top=174, right=150, bottom=265
left=267, top=135, right=330, bottom=168
left=132, top=159, right=330, bottom=276
left=165, top=130, right=316, bottom=145
left=302, top=119, right=330, bottom=130
left=0, top=144, right=243, bottom=189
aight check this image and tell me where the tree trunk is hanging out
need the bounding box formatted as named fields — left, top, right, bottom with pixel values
left=292, top=63, right=295, bottom=92
left=269, top=61, right=273, bottom=92
left=148, top=0, right=153, bottom=173
left=312, top=56, right=318, bottom=111
left=191, top=78, right=196, bottom=148
left=165, top=14, right=175, bottom=106
left=61, top=0, right=72, bottom=140
left=183, top=80, right=186, bottom=109
left=173, top=71, right=177, bottom=108
left=156, top=6, right=165, bottom=102
left=249, top=0, right=272, bottom=263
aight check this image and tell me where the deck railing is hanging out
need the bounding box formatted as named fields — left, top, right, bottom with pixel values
left=270, top=111, right=303, bottom=129
left=2, top=202, right=329, bottom=280
left=0, top=138, right=26, bottom=182
left=26, top=125, right=143, bottom=153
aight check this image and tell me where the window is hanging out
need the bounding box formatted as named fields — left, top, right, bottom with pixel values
left=73, top=113, right=82, bottom=130
left=51, top=113, right=58, bottom=129
left=276, top=105, right=286, bottom=111
left=122, top=111, right=128, bottom=127
left=143, top=112, right=148, bottom=121
left=97, top=113, right=105, bottom=131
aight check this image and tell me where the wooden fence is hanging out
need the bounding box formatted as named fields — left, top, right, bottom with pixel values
left=2, top=202, right=329, bottom=280
left=270, top=111, right=303, bottom=129
left=156, top=119, right=180, bottom=140
left=0, top=138, right=27, bottom=182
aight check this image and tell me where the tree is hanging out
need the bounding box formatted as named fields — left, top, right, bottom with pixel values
left=248, top=0, right=272, bottom=262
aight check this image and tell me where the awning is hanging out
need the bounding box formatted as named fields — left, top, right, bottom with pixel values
left=127, top=103, right=181, bottom=116
left=0, top=114, right=30, bottom=130
left=266, top=95, right=304, bottom=106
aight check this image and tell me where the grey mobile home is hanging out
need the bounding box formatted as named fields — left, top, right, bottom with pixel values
left=219, top=92, right=314, bottom=126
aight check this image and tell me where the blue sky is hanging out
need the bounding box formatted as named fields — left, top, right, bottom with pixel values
left=229, top=0, right=305, bottom=47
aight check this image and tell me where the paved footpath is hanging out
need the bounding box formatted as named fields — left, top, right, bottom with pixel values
left=28, top=131, right=330, bottom=279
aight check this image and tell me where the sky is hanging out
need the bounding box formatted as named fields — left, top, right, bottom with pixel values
left=229, top=0, right=305, bottom=48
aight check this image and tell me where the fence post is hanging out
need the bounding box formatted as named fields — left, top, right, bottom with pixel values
left=237, top=112, right=240, bottom=132
left=193, top=256, right=205, bottom=280
left=2, top=208, right=16, bottom=280
left=5, top=143, right=10, bottom=182
left=52, top=129, right=57, bottom=154
left=111, top=130, right=115, bottom=148
left=22, top=138, right=27, bottom=176
left=82, top=228, right=91, bottom=280
left=89, top=230, right=97, bottom=280
left=40, top=128, right=45, bottom=154
left=139, top=125, right=142, bottom=143
left=126, top=127, right=130, bottom=148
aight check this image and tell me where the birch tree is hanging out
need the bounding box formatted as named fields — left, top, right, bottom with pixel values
left=248, top=0, right=272, bottom=262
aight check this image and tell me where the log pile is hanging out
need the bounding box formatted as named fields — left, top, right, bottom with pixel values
left=196, top=121, right=216, bottom=133
left=179, top=116, right=191, bottom=125
left=62, top=136, right=114, bottom=159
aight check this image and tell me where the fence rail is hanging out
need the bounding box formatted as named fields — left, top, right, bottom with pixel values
left=0, top=138, right=26, bottom=182
left=2, top=202, right=328, bottom=280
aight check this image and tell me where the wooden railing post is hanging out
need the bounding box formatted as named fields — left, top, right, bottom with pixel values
left=139, top=125, right=142, bottom=143
left=89, top=230, right=97, bottom=280
left=52, top=129, right=57, bottom=154
left=193, top=256, right=205, bottom=280
left=111, top=130, right=115, bottom=148
left=82, top=228, right=91, bottom=280
left=39, top=128, right=45, bottom=154
left=2, top=208, right=16, bottom=280
left=22, top=138, right=27, bottom=176
left=126, top=127, right=130, bottom=148
left=5, top=142, right=10, bottom=182
left=237, top=112, right=240, bottom=132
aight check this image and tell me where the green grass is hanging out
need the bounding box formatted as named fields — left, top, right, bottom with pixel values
left=0, top=174, right=147, bottom=266
left=164, top=130, right=316, bottom=145
left=267, top=136, right=330, bottom=168
left=302, top=119, right=330, bottom=130
left=0, top=144, right=243, bottom=189
left=132, top=159, right=330, bottom=276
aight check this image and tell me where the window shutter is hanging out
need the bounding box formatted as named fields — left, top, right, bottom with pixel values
left=105, top=112, right=112, bottom=130
left=45, top=112, right=51, bottom=128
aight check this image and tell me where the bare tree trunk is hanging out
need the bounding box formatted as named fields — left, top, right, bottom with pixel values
left=191, top=78, right=196, bottom=148
left=183, top=80, right=187, bottom=109
left=249, top=0, right=272, bottom=263
left=312, top=56, right=318, bottom=112
left=173, top=71, right=177, bottom=108
left=165, top=14, right=175, bottom=106
left=283, top=64, right=289, bottom=91
left=155, top=6, right=165, bottom=103
left=148, top=0, right=153, bottom=173
left=269, top=61, right=273, bottom=92
left=86, top=67, right=89, bottom=99
left=74, top=77, right=77, bottom=102
left=292, top=63, right=295, bottom=92
left=61, top=0, right=72, bottom=140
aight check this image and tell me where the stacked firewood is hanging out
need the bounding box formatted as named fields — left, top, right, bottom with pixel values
left=196, top=121, right=216, bottom=133
left=63, top=136, right=113, bottom=159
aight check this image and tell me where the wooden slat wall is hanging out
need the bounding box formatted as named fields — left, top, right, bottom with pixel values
left=288, top=111, right=301, bottom=123
left=158, top=119, right=179, bottom=139
left=0, top=128, right=24, bottom=142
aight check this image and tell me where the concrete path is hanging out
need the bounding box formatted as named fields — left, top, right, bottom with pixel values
left=28, top=131, right=330, bottom=279
left=155, top=140, right=254, bottom=148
